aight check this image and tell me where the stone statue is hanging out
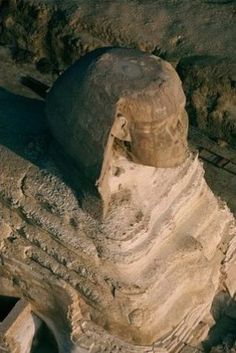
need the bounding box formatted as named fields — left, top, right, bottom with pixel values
left=0, top=48, right=235, bottom=353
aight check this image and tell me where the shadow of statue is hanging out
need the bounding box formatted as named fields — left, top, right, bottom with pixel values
left=202, top=291, right=236, bottom=352
left=0, top=86, right=99, bottom=211
left=0, top=86, right=48, bottom=166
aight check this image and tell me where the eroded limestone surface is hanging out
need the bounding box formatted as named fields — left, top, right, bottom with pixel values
left=0, top=48, right=236, bottom=353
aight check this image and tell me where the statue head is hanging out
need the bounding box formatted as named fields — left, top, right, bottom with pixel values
left=46, top=47, right=189, bottom=190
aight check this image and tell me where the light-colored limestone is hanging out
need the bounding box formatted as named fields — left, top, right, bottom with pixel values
left=0, top=299, right=41, bottom=353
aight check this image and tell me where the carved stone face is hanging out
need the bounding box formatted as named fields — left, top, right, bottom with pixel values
left=113, top=85, right=189, bottom=169
left=46, top=48, right=189, bottom=184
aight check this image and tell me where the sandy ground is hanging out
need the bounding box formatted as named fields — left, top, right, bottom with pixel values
left=1, top=0, right=235, bottom=69
left=189, top=127, right=236, bottom=215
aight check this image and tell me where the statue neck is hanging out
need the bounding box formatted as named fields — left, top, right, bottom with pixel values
left=98, top=151, right=194, bottom=221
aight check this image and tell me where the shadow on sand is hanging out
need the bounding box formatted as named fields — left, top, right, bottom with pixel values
left=0, top=87, right=49, bottom=166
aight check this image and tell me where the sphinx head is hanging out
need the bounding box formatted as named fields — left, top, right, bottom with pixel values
left=46, top=48, right=189, bottom=201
